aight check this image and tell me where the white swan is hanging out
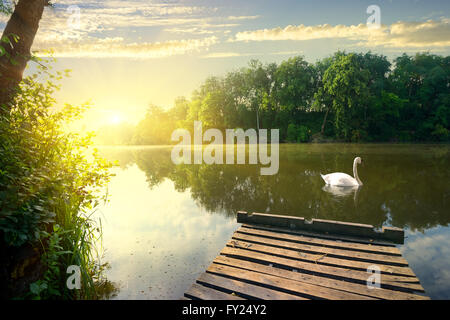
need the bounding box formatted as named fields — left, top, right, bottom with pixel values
left=321, top=157, right=363, bottom=187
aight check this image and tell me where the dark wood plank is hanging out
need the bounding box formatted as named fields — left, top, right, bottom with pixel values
left=238, top=212, right=404, bottom=244
left=197, top=272, right=307, bottom=300
left=220, top=246, right=425, bottom=293
left=207, top=263, right=375, bottom=300
left=213, top=255, right=429, bottom=300
left=185, top=283, right=245, bottom=300
left=234, top=231, right=408, bottom=266
left=227, top=239, right=416, bottom=277
left=240, top=225, right=401, bottom=253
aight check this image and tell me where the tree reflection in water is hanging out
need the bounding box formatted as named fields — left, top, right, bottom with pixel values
left=100, top=144, right=450, bottom=232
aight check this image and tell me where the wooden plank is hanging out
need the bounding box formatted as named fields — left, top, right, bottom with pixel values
left=233, top=232, right=409, bottom=267
left=237, top=212, right=404, bottom=244
left=241, top=224, right=401, bottom=253
left=242, top=222, right=399, bottom=248
left=227, top=239, right=416, bottom=277
left=214, top=255, right=429, bottom=300
left=185, top=283, right=245, bottom=300
left=207, top=263, right=375, bottom=300
left=220, top=247, right=425, bottom=293
left=197, top=272, right=307, bottom=300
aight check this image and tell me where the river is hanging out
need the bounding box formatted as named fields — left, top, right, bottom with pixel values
left=96, top=144, right=450, bottom=299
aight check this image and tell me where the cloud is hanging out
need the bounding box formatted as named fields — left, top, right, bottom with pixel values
left=8, top=1, right=223, bottom=58
left=233, top=23, right=377, bottom=41
left=201, top=51, right=304, bottom=59
left=38, top=2, right=216, bottom=32
left=34, top=36, right=218, bottom=59
left=2, top=1, right=235, bottom=54
left=163, top=27, right=215, bottom=35
left=1, top=1, right=259, bottom=57
left=371, top=18, right=450, bottom=48
left=232, top=18, right=450, bottom=49
left=201, top=52, right=246, bottom=58
left=163, top=23, right=240, bottom=35
left=227, top=15, right=261, bottom=21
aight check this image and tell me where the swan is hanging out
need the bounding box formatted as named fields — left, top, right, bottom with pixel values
left=320, top=157, right=363, bottom=187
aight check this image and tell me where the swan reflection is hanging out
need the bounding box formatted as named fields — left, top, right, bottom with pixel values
left=322, top=184, right=361, bottom=203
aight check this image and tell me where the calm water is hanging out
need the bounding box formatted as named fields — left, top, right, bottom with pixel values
left=96, top=144, right=450, bottom=300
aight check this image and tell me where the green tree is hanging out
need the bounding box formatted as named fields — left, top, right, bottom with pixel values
left=390, top=53, right=450, bottom=141
left=320, top=52, right=371, bottom=140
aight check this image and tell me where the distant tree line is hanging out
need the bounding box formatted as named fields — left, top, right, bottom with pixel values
left=95, top=51, right=450, bottom=145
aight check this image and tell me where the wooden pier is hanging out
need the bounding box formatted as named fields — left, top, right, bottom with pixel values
left=183, top=212, right=429, bottom=300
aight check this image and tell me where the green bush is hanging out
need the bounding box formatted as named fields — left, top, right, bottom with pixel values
left=431, top=124, right=449, bottom=141
left=0, top=59, right=114, bottom=299
left=297, top=125, right=310, bottom=142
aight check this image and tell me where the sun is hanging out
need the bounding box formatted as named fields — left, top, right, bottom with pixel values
left=109, top=113, right=123, bottom=125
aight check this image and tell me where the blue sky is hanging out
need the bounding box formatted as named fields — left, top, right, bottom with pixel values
left=1, top=0, right=449, bottom=128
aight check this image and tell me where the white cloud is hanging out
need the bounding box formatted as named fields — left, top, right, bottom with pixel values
left=270, top=50, right=303, bottom=55
left=4, top=1, right=224, bottom=58
left=201, top=52, right=245, bottom=58
left=163, top=27, right=215, bottom=35
left=227, top=15, right=261, bottom=21
left=232, top=18, right=450, bottom=49
left=34, top=36, right=218, bottom=59
left=233, top=23, right=380, bottom=42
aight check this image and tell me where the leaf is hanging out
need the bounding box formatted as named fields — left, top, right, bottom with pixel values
left=30, top=281, right=47, bottom=295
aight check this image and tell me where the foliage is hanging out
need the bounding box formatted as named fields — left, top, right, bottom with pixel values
left=0, top=58, right=113, bottom=299
left=93, top=51, right=449, bottom=145
left=297, top=125, right=311, bottom=143
left=287, top=123, right=311, bottom=143
left=0, top=1, right=14, bottom=15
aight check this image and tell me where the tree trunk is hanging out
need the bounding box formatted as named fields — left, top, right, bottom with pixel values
left=321, top=107, right=330, bottom=135
left=0, top=0, right=48, bottom=113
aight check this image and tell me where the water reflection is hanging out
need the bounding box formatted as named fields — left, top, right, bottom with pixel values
left=322, top=185, right=361, bottom=204
left=103, top=144, right=450, bottom=230
left=97, top=144, right=450, bottom=299
left=95, top=163, right=239, bottom=299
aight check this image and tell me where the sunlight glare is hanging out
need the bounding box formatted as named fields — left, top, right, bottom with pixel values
left=109, top=113, right=123, bottom=125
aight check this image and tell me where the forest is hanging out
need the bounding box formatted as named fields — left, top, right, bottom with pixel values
left=96, top=51, right=450, bottom=145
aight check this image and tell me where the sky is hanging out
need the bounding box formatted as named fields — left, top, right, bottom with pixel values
left=1, top=0, right=450, bottom=129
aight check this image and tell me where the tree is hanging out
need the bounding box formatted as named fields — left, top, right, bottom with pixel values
left=390, top=53, right=450, bottom=140
left=320, top=53, right=371, bottom=140
left=0, top=0, right=51, bottom=113
left=273, top=56, right=316, bottom=114
left=312, top=56, right=333, bottom=135
left=170, top=96, right=189, bottom=122
left=242, top=60, right=276, bottom=131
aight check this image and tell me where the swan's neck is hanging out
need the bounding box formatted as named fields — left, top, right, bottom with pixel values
left=353, top=160, right=363, bottom=186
